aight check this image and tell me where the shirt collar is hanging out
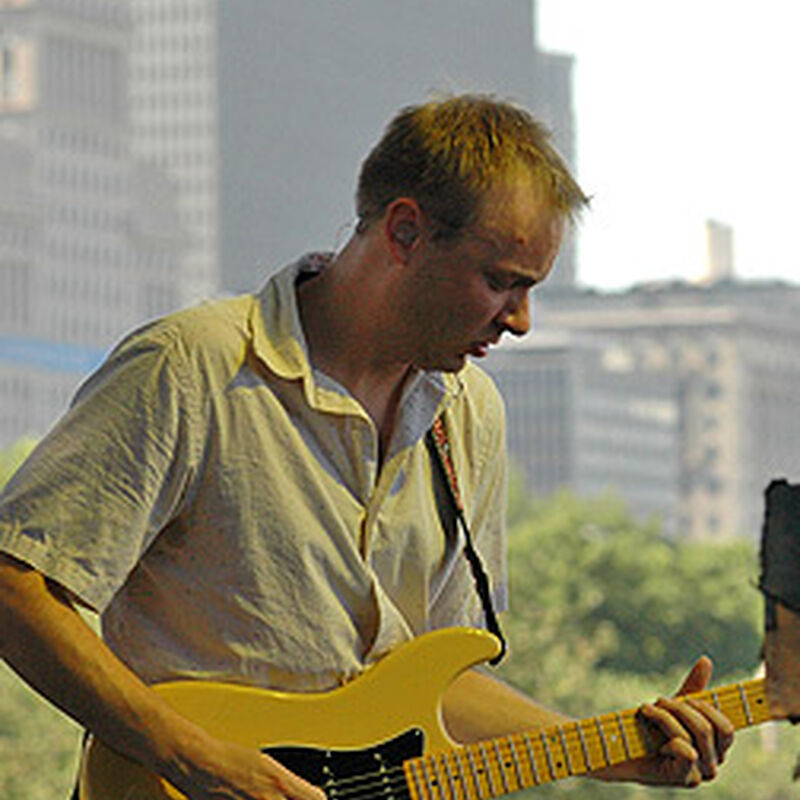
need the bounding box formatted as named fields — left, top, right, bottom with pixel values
left=248, top=255, right=325, bottom=382
left=248, top=254, right=464, bottom=428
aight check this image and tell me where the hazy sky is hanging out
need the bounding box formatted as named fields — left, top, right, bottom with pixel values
left=538, top=0, right=800, bottom=289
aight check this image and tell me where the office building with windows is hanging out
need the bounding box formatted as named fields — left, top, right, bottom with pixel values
left=0, top=0, right=190, bottom=445
left=487, top=278, right=800, bottom=540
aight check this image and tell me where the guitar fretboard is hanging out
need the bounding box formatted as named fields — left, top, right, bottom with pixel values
left=404, top=678, right=769, bottom=800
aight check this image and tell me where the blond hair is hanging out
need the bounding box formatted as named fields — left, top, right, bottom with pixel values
left=356, top=94, right=589, bottom=238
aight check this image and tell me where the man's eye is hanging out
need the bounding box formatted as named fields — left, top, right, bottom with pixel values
left=485, top=274, right=506, bottom=291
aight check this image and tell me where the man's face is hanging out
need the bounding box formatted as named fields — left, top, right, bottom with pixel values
left=403, top=180, right=565, bottom=372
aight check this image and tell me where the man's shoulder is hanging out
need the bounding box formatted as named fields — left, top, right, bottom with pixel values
left=114, top=294, right=256, bottom=365
left=455, top=361, right=505, bottom=415
left=74, top=295, right=260, bottom=410
left=151, top=294, right=254, bottom=344
left=443, top=362, right=506, bottom=448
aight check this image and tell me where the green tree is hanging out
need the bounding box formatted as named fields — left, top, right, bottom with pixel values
left=501, top=490, right=762, bottom=696
left=0, top=436, right=37, bottom=488
left=0, top=437, right=83, bottom=799
left=0, top=664, right=82, bottom=800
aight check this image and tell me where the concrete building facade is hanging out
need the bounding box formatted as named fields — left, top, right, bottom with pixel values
left=128, top=0, right=219, bottom=304
left=0, top=0, right=189, bottom=446
left=488, top=279, right=800, bottom=540
left=485, top=331, right=682, bottom=534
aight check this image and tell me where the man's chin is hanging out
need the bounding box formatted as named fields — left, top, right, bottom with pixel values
left=414, top=353, right=468, bottom=373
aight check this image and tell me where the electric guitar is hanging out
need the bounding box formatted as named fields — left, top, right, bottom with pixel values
left=78, top=627, right=772, bottom=800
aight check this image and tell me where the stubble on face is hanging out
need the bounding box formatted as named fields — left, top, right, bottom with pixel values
left=400, top=179, right=565, bottom=373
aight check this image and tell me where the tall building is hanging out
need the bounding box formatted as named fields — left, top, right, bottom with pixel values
left=216, top=0, right=578, bottom=293
left=531, top=47, right=579, bottom=289
left=128, top=0, right=220, bottom=304
left=0, top=0, right=190, bottom=446
left=704, top=218, right=735, bottom=283
left=488, top=278, right=800, bottom=540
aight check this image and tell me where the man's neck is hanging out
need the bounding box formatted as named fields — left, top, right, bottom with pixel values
left=296, top=243, right=413, bottom=453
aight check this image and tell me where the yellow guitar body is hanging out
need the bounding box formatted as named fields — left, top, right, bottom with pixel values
left=78, top=627, right=502, bottom=800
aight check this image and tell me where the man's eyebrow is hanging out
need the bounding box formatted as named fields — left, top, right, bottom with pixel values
left=468, top=228, right=503, bottom=250
left=486, top=264, right=539, bottom=289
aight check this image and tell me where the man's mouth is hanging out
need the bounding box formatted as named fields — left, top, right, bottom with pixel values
left=468, top=337, right=499, bottom=358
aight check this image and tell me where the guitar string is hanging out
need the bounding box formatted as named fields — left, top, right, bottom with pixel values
left=326, top=768, right=407, bottom=800
left=317, top=682, right=766, bottom=800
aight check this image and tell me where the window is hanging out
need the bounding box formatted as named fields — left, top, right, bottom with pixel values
left=0, top=31, right=36, bottom=112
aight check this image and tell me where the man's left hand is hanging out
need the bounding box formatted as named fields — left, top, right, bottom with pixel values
left=594, top=656, right=736, bottom=788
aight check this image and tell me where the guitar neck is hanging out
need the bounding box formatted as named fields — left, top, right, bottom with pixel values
left=404, top=678, right=770, bottom=800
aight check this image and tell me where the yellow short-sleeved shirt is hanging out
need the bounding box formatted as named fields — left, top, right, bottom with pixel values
left=0, top=257, right=507, bottom=691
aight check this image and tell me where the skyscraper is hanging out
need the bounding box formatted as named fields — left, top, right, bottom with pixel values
left=0, top=0, right=191, bottom=445
left=128, top=0, right=220, bottom=304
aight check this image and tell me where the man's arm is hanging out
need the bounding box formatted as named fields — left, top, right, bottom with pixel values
left=0, top=552, right=324, bottom=800
left=442, top=665, right=569, bottom=742
left=442, top=659, right=734, bottom=789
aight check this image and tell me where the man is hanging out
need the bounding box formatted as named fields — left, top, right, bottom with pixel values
left=0, top=95, right=733, bottom=800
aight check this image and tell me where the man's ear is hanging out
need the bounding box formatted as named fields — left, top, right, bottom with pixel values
left=384, top=198, right=422, bottom=261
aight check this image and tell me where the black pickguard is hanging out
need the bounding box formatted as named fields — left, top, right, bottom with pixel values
left=264, top=729, right=424, bottom=800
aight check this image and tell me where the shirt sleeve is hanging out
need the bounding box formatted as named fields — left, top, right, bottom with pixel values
left=0, top=324, right=200, bottom=611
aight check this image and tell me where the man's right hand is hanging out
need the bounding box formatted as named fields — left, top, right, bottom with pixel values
left=0, top=554, right=323, bottom=800
left=171, top=739, right=326, bottom=800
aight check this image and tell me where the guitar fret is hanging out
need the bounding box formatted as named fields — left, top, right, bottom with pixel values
left=477, top=743, right=497, bottom=796
left=492, top=741, right=511, bottom=794
left=431, top=754, right=450, bottom=800
left=439, top=753, right=458, bottom=800
left=408, top=760, right=428, bottom=800
left=540, top=731, right=557, bottom=781
left=737, top=683, right=754, bottom=725
left=451, top=750, right=470, bottom=800
left=576, top=722, right=592, bottom=771
left=521, top=733, right=541, bottom=785
left=506, top=737, right=525, bottom=788
left=397, top=680, right=766, bottom=800
left=595, top=717, right=611, bottom=766
left=751, top=681, right=769, bottom=723
left=465, top=746, right=485, bottom=800
left=398, top=678, right=770, bottom=800
left=421, top=758, right=439, bottom=800
left=557, top=726, right=574, bottom=775
left=615, top=713, right=631, bottom=759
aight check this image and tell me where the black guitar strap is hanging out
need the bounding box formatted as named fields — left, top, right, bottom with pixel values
left=426, top=415, right=507, bottom=665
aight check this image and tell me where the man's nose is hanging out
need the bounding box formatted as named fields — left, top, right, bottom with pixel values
left=498, top=290, right=531, bottom=336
